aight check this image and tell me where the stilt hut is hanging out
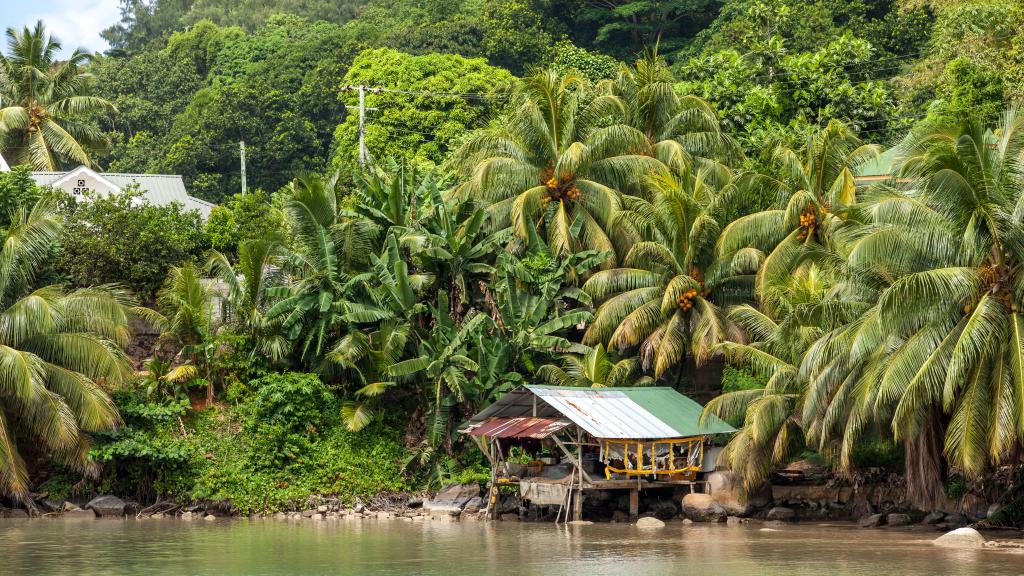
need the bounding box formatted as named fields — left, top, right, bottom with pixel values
left=459, top=385, right=735, bottom=521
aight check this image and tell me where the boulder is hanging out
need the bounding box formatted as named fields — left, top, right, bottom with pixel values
left=681, top=493, right=727, bottom=522
left=85, top=495, right=126, bottom=518
left=886, top=513, right=912, bottom=527
left=425, top=484, right=480, bottom=515
left=707, top=471, right=770, bottom=515
left=921, top=511, right=945, bottom=525
left=650, top=501, right=678, bottom=521
left=462, top=497, right=483, bottom=514
left=300, top=509, right=317, bottom=518
left=942, top=513, right=969, bottom=527
left=765, top=507, right=796, bottom=522
left=0, top=507, right=28, bottom=518
left=858, top=513, right=885, bottom=528
left=316, top=505, right=329, bottom=513
left=406, top=497, right=424, bottom=509
left=568, top=520, right=594, bottom=526
left=496, top=494, right=520, bottom=515
left=636, top=517, right=666, bottom=529
left=311, top=513, right=323, bottom=521
left=933, top=527, right=986, bottom=549
left=203, top=515, right=216, bottom=521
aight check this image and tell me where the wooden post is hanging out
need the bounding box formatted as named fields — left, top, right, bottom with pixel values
left=484, top=438, right=501, bottom=521
left=572, top=487, right=582, bottom=521
left=629, top=488, right=639, bottom=520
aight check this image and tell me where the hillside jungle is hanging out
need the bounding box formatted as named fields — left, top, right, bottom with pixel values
left=1, top=0, right=1024, bottom=521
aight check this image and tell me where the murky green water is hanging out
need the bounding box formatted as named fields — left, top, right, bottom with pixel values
left=1, top=517, right=1020, bottom=575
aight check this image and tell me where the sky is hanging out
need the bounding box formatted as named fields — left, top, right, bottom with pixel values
left=1, top=0, right=120, bottom=56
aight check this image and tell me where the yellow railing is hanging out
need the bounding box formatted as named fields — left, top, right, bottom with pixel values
left=602, top=437, right=703, bottom=479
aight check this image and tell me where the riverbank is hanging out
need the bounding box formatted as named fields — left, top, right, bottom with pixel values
left=2, top=517, right=1023, bottom=576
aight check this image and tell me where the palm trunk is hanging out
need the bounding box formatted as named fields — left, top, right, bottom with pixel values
left=203, top=360, right=214, bottom=406
left=904, top=407, right=947, bottom=511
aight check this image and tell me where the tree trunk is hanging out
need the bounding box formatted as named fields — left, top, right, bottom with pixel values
left=904, top=408, right=948, bottom=511
left=205, top=364, right=214, bottom=407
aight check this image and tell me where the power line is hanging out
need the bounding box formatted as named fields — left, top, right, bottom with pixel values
left=688, top=50, right=927, bottom=88
left=374, top=87, right=508, bottom=101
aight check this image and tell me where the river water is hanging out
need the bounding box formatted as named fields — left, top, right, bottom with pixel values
left=1, top=518, right=1021, bottom=575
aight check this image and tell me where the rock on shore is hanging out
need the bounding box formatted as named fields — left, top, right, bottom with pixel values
left=85, top=495, right=127, bottom=518
left=681, top=493, right=726, bottom=522
left=636, top=517, right=665, bottom=529
left=933, top=527, right=986, bottom=549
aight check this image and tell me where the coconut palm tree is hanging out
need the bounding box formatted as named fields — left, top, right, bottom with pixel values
left=452, top=69, right=665, bottom=264
left=0, top=21, right=113, bottom=170
left=538, top=343, right=653, bottom=388
left=604, top=52, right=744, bottom=173
left=0, top=197, right=133, bottom=500
left=717, top=120, right=879, bottom=298
left=798, top=108, right=1024, bottom=509
left=702, top=264, right=834, bottom=491
left=582, top=165, right=742, bottom=378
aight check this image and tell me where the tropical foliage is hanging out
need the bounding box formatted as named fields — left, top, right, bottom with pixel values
left=8, top=6, right=1024, bottom=516
left=0, top=22, right=114, bottom=169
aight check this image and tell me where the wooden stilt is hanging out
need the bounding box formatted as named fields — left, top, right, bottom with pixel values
left=572, top=487, right=583, bottom=521
left=629, top=488, right=639, bottom=520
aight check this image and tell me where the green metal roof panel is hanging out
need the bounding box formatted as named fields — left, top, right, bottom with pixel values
left=525, top=385, right=734, bottom=439
left=624, top=387, right=736, bottom=437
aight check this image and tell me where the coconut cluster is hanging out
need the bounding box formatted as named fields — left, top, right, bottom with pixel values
left=541, top=176, right=581, bottom=207
left=797, top=210, right=817, bottom=241
left=677, top=288, right=698, bottom=311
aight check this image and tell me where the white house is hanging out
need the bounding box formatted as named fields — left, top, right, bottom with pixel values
left=0, top=154, right=8, bottom=172
left=0, top=163, right=215, bottom=219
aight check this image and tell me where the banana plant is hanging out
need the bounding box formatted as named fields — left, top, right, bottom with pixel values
left=491, top=263, right=593, bottom=371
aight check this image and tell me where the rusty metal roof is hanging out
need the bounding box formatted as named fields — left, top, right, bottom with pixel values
left=459, top=385, right=735, bottom=440
left=464, top=417, right=572, bottom=439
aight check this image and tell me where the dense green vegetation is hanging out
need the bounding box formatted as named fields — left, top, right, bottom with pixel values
left=2, top=1, right=1024, bottom=515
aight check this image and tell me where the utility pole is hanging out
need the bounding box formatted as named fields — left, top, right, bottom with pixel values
left=239, top=140, right=247, bottom=193
left=358, top=85, right=367, bottom=165
left=341, top=85, right=378, bottom=166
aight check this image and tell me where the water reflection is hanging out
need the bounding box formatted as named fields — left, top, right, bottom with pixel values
left=0, top=518, right=1019, bottom=576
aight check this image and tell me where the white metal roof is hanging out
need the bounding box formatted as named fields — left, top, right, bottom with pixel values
left=31, top=166, right=215, bottom=219
left=461, top=386, right=735, bottom=440
left=0, top=154, right=9, bottom=172
left=529, top=387, right=679, bottom=439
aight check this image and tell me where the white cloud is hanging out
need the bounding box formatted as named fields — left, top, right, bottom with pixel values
left=22, top=0, right=121, bottom=55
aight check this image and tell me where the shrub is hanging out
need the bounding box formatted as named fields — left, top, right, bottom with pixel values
left=89, top=393, right=194, bottom=500
left=238, top=372, right=338, bottom=470
left=55, top=186, right=209, bottom=301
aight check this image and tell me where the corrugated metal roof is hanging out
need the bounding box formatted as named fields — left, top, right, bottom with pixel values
left=460, top=386, right=735, bottom=440
left=31, top=169, right=215, bottom=219
left=465, top=417, right=571, bottom=439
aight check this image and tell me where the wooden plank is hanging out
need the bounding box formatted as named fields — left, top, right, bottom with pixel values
left=552, top=434, right=594, bottom=483
left=472, top=435, right=495, bottom=466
